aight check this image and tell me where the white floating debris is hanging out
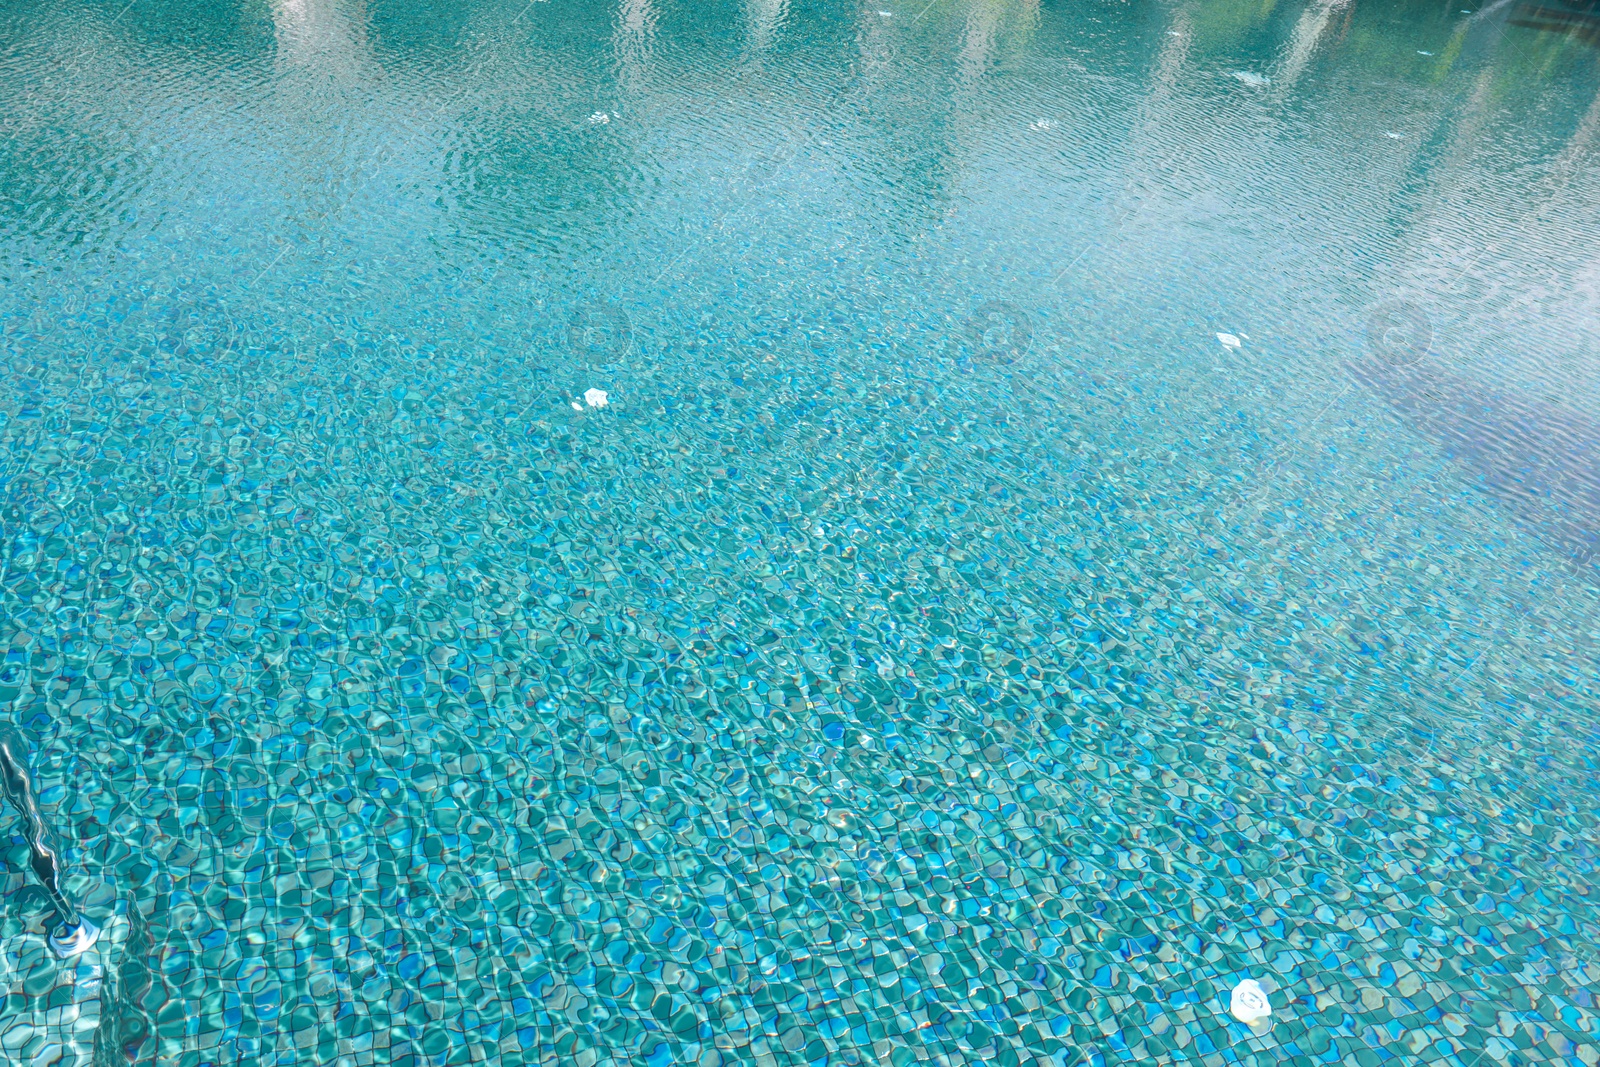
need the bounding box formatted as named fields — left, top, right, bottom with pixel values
left=1217, top=333, right=1242, bottom=348
left=1231, top=71, right=1270, bottom=87
left=1417, top=50, right=1434, bottom=55
left=1230, top=979, right=1273, bottom=1026
left=571, top=401, right=584, bottom=411
left=1030, top=119, right=1055, bottom=130
left=588, top=112, right=610, bottom=124
left=878, top=9, right=892, bottom=15
left=584, top=388, right=610, bottom=408
left=1384, top=131, right=1403, bottom=139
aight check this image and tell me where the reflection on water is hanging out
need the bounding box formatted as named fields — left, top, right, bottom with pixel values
left=745, top=0, right=786, bottom=53
left=614, top=0, right=656, bottom=81
left=1274, top=0, right=1350, bottom=90
left=271, top=0, right=370, bottom=72
left=1350, top=355, right=1600, bottom=567
left=1512, top=0, right=1600, bottom=45
left=2, top=0, right=1600, bottom=1066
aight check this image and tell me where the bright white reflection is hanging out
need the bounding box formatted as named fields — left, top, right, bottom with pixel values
left=953, top=0, right=1038, bottom=85
left=619, top=0, right=655, bottom=40
left=612, top=0, right=657, bottom=94
left=957, top=0, right=1002, bottom=83
left=270, top=0, right=369, bottom=76
left=746, top=0, right=788, bottom=53
left=1275, top=0, right=1352, bottom=91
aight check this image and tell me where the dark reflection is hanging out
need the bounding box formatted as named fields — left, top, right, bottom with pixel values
left=1350, top=357, right=1600, bottom=567
left=98, top=0, right=275, bottom=58
left=1512, top=0, right=1600, bottom=46
left=365, top=0, right=479, bottom=63
left=441, top=103, right=651, bottom=262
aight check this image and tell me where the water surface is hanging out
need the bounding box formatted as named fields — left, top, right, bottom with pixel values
left=1, top=0, right=1599, bottom=1065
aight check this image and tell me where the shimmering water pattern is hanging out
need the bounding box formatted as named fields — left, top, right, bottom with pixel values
left=1, top=0, right=1599, bottom=1066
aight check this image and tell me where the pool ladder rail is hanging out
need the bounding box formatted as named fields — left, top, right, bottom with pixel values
left=0, top=723, right=100, bottom=958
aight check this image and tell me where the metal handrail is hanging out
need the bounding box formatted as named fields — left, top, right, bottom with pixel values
left=0, top=723, right=99, bottom=957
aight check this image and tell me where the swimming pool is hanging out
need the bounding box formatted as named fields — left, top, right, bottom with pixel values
left=1, top=0, right=1598, bottom=1064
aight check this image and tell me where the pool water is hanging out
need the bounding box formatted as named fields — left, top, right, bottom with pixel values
left=1, top=0, right=1599, bottom=1064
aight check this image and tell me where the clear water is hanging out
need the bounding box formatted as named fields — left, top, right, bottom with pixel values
left=1, top=0, right=1599, bottom=1065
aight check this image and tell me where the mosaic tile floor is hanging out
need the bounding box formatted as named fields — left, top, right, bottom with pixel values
left=2, top=0, right=1600, bottom=1065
